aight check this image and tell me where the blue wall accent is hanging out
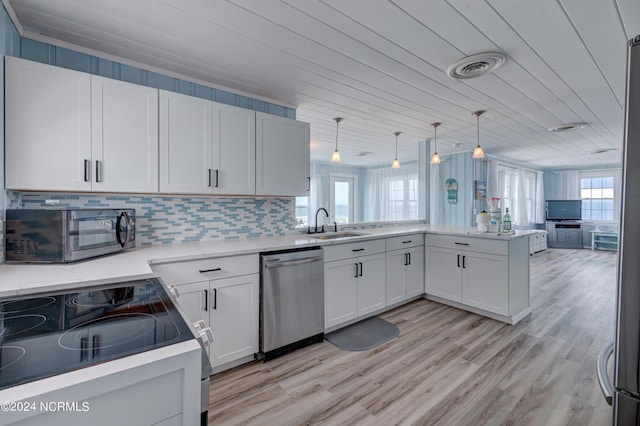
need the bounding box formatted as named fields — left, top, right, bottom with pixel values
left=19, top=38, right=296, bottom=119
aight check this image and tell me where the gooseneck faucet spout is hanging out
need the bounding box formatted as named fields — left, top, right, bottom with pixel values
left=310, top=207, right=329, bottom=234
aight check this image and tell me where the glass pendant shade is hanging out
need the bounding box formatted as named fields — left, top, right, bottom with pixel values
left=392, top=131, right=401, bottom=168
left=331, top=117, right=343, bottom=163
left=472, top=144, right=485, bottom=159
left=430, top=122, right=442, bottom=165
left=472, top=110, right=486, bottom=159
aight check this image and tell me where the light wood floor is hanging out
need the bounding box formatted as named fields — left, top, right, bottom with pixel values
left=209, top=248, right=617, bottom=425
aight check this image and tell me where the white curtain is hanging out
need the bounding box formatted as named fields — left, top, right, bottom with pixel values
left=535, top=171, right=545, bottom=224
left=487, top=159, right=500, bottom=199
left=366, top=163, right=418, bottom=222
left=309, top=173, right=324, bottom=224
left=514, top=168, right=529, bottom=226
left=430, top=163, right=444, bottom=225
left=554, top=171, right=579, bottom=199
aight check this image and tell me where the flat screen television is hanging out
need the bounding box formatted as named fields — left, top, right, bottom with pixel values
left=546, top=200, right=582, bottom=221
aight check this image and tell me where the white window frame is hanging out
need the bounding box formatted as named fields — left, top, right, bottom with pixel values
left=389, top=177, right=419, bottom=220
left=330, top=173, right=358, bottom=224
left=579, top=170, right=619, bottom=223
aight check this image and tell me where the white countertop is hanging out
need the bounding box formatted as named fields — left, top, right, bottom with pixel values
left=0, top=225, right=535, bottom=298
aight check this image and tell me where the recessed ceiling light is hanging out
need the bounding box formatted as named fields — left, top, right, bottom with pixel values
left=447, top=52, right=507, bottom=79
left=548, top=122, right=587, bottom=132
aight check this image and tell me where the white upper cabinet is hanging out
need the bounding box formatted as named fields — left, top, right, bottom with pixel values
left=5, top=57, right=158, bottom=193
left=160, top=91, right=214, bottom=194
left=255, top=112, right=310, bottom=196
left=91, top=76, right=159, bottom=193
left=159, top=91, right=255, bottom=195
left=5, top=56, right=92, bottom=191
left=215, top=103, right=256, bottom=195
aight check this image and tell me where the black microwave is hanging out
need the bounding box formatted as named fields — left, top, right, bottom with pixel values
left=5, top=209, right=135, bottom=263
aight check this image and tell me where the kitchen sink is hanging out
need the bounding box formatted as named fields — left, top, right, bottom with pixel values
left=308, top=231, right=367, bottom=240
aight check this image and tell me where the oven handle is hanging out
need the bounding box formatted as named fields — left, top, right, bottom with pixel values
left=115, top=211, right=133, bottom=247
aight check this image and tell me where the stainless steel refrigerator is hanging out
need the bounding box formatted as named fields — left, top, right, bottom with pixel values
left=597, top=34, right=640, bottom=424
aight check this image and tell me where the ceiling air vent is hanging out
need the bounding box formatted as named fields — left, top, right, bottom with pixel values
left=548, top=123, right=587, bottom=132
left=447, top=52, right=507, bottom=79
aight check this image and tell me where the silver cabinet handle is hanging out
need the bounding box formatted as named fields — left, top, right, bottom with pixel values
left=208, top=169, right=212, bottom=187
left=84, top=159, right=90, bottom=182
left=204, top=289, right=208, bottom=311
left=457, top=254, right=460, bottom=268
left=212, top=288, right=217, bottom=310
left=402, top=240, right=413, bottom=244
left=199, top=267, right=222, bottom=273
left=354, top=263, right=359, bottom=278
left=597, top=342, right=614, bottom=406
left=306, top=176, right=311, bottom=191
left=214, top=169, right=219, bottom=188
left=455, top=242, right=469, bottom=246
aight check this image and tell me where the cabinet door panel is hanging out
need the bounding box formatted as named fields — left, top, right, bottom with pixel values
left=324, top=259, right=358, bottom=329
left=405, top=246, right=425, bottom=298
left=92, top=76, right=158, bottom=193
left=386, top=250, right=406, bottom=305
left=174, top=281, right=209, bottom=327
left=5, top=57, right=91, bottom=191
left=463, top=252, right=509, bottom=316
left=425, top=246, right=462, bottom=302
left=159, top=91, right=213, bottom=193
left=256, top=112, right=310, bottom=196
left=214, top=104, right=255, bottom=195
left=210, top=274, right=259, bottom=368
left=358, top=253, right=386, bottom=316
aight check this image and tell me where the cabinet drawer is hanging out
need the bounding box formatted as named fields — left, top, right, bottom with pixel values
left=152, top=254, right=259, bottom=285
left=386, top=233, right=424, bottom=251
left=323, top=238, right=386, bottom=262
left=425, top=235, right=507, bottom=256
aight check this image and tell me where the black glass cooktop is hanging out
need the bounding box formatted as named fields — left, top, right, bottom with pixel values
left=0, top=278, right=194, bottom=390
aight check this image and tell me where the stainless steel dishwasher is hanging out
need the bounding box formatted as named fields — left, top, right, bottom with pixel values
left=260, top=247, right=324, bottom=360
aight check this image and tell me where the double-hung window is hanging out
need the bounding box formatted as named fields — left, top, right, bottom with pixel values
left=580, top=173, right=616, bottom=221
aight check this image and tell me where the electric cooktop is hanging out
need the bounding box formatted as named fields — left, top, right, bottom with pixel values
left=0, top=278, right=194, bottom=390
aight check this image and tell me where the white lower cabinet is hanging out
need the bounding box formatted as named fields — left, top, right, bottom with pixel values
left=424, top=235, right=530, bottom=324
left=324, top=239, right=386, bottom=330
left=425, top=244, right=508, bottom=315
left=462, top=251, right=509, bottom=316
left=324, top=258, right=358, bottom=328
left=386, top=234, right=425, bottom=305
left=151, top=254, right=259, bottom=372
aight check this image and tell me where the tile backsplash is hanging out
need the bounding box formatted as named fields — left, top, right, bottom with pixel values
left=7, top=191, right=296, bottom=246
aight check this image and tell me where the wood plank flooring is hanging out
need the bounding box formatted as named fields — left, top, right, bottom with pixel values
left=209, top=248, right=617, bottom=425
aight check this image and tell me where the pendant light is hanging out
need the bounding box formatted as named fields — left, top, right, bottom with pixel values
left=392, top=131, right=401, bottom=169
left=430, top=122, right=442, bottom=165
left=330, top=117, right=343, bottom=163
left=472, top=110, right=485, bottom=159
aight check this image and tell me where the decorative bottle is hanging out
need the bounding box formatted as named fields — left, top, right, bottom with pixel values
left=502, top=208, right=512, bottom=232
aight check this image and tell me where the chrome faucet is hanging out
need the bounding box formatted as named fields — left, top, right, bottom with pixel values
left=308, top=207, right=329, bottom=234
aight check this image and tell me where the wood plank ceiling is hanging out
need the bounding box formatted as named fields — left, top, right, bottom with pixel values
left=4, top=0, right=640, bottom=169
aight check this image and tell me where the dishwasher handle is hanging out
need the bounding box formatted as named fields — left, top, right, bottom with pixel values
left=597, top=341, right=614, bottom=406
left=264, top=256, right=324, bottom=268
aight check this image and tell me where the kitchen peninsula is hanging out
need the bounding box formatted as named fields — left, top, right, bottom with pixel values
left=0, top=225, right=532, bottom=325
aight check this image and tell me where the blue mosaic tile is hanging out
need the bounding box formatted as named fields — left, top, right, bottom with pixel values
left=6, top=191, right=296, bottom=247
